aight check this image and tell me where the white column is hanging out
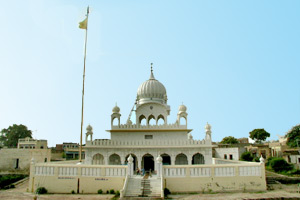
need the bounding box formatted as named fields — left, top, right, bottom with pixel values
left=127, top=155, right=134, bottom=177
left=137, top=156, right=142, bottom=169
left=171, top=155, right=176, bottom=165
left=156, top=155, right=163, bottom=178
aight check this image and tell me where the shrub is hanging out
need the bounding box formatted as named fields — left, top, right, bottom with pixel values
left=115, top=190, right=120, bottom=196
left=36, top=187, right=47, bottom=194
left=97, top=189, right=103, bottom=194
left=240, top=152, right=254, bottom=161
left=253, top=157, right=260, bottom=162
left=71, top=190, right=75, bottom=194
left=270, top=158, right=293, bottom=172
left=109, top=189, right=115, bottom=194
left=164, top=188, right=171, bottom=197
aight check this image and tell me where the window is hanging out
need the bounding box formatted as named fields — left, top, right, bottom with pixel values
left=224, top=154, right=227, bottom=159
left=229, top=154, right=233, bottom=160
left=44, top=158, right=47, bottom=162
left=145, top=135, right=153, bottom=139
left=15, top=159, right=19, bottom=169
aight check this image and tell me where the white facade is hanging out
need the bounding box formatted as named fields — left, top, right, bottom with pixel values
left=84, top=68, right=215, bottom=171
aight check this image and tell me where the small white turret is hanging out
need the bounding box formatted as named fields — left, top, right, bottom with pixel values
left=85, top=124, right=93, bottom=143
left=205, top=122, right=212, bottom=144
left=111, top=104, right=121, bottom=127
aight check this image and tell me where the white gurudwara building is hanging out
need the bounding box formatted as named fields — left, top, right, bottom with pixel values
left=84, top=68, right=213, bottom=171
left=29, top=66, right=266, bottom=197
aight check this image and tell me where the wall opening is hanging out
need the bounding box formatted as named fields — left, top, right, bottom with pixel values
left=192, top=153, right=205, bottom=164
left=148, top=115, right=156, bottom=125
left=179, top=117, right=187, bottom=125
left=139, top=115, right=146, bottom=125
left=92, top=153, right=104, bottom=165
left=112, top=118, right=119, bottom=126
left=175, top=153, right=188, bottom=165
left=157, top=115, right=165, bottom=125
left=142, top=154, right=154, bottom=171
left=109, top=153, right=121, bottom=165
left=161, top=153, right=171, bottom=165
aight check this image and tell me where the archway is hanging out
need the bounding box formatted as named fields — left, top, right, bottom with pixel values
left=192, top=153, right=205, bottom=164
left=179, top=117, right=187, bottom=125
left=92, top=153, right=104, bottom=165
left=112, top=117, right=119, bottom=126
left=142, top=154, right=154, bottom=171
left=175, top=153, right=188, bottom=165
left=161, top=153, right=171, bottom=165
left=157, top=115, right=165, bottom=125
left=139, top=115, right=146, bottom=125
left=125, top=154, right=138, bottom=171
left=148, top=115, right=156, bottom=125
left=109, top=153, right=121, bottom=165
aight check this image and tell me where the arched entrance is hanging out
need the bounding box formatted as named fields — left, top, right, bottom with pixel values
left=125, top=154, right=138, bottom=171
left=109, top=153, right=121, bottom=165
left=161, top=153, right=171, bottom=165
left=192, top=153, right=205, bottom=164
left=175, top=153, right=188, bottom=165
left=142, top=154, right=154, bottom=171
left=92, top=153, right=104, bottom=165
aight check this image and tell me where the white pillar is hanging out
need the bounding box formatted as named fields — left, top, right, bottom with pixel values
left=156, top=155, right=163, bottom=178
left=127, top=154, right=134, bottom=177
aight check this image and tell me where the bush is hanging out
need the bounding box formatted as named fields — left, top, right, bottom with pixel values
left=109, top=189, right=115, bottom=194
left=253, top=157, right=260, bottom=162
left=270, top=158, right=293, bottom=172
left=71, top=190, right=75, bottom=194
left=115, top=190, right=120, bottom=196
left=36, top=187, right=47, bottom=194
left=240, top=152, right=254, bottom=162
left=164, top=188, right=171, bottom=197
left=0, top=174, right=27, bottom=189
left=97, top=189, right=103, bottom=194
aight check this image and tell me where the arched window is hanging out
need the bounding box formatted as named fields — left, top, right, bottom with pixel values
left=109, top=153, right=121, bottom=165
left=175, top=153, right=188, bottom=165
left=92, top=153, right=104, bottom=165
left=112, top=117, right=119, bottom=126
left=161, top=153, right=171, bottom=165
left=192, top=153, right=205, bottom=164
left=179, top=117, right=187, bottom=125
left=148, top=115, right=156, bottom=125
left=139, top=115, right=146, bottom=125
left=157, top=115, right=165, bottom=125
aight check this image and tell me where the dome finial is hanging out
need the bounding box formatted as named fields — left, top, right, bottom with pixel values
left=150, top=63, right=155, bottom=80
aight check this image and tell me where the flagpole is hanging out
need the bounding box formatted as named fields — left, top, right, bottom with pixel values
left=79, top=6, right=89, bottom=162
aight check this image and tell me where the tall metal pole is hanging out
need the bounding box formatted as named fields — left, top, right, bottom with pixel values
left=79, top=6, right=89, bottom=162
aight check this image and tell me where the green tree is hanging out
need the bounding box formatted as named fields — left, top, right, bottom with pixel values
left=240, top=151, right=254, bottom=161
left=249, top=129, right=270, bottom=143
left=285, top=124, right=300, bottom=148
left=270, top=158, right=293, bottom=172
left=0, top=124, right=32, bottom=148
left=220, top=136, right=239, bottom=145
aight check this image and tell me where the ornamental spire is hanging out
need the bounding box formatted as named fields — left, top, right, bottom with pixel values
left=150, top=63, right=155, bottom=80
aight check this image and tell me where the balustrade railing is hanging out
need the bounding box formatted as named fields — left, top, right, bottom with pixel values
left=111, top=123, right=187, bottom=130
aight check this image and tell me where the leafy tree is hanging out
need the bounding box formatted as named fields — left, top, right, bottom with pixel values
left=285, top=124, right=300, bottom=148
left=240, top=151, right=254, bottom=161
left=0, top=124, right=32, bottom=148
left=249, top=129, right=270, bottom=143
left=219, top=136, right=239, bottom=145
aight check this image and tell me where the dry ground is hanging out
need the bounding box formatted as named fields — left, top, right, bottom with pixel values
left=1, top=179, right=300, bottom=200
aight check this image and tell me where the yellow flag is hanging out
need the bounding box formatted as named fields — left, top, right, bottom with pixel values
left=79, top=17, right=87, bottom=29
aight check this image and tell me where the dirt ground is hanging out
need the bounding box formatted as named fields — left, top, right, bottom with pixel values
left=1, top=179, right=300, bottom=200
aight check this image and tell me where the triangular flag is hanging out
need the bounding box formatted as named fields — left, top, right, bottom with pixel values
left=79, top=17, right=87, bottom=29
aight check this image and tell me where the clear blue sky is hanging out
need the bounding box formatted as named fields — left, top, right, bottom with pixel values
left=0, top=0, right=299, bottom=147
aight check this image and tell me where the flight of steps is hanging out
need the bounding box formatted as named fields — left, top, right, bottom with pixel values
left=124, top=177, right=143, bottom=197
left=124, top=176, right=162, bottom=198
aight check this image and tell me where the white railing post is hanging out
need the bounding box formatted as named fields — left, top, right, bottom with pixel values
left=127, top=154, right=134, bottom=177
left=156, top=155, right=163, bottom=178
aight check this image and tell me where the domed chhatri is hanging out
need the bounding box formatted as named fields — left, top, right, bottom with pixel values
left=112, top=105, right=120, bottom=113
left=179, top=104, right=187, bottom=112
left=137, top=64, right=167, bottom=103
left=86, top=124, right=93, bottom=132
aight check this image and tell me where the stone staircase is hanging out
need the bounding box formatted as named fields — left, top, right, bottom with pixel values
left=124, top=176, right=162, bottom=198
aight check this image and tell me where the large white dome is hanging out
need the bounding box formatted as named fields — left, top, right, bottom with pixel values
left=137, top=70, right=167, bottom=101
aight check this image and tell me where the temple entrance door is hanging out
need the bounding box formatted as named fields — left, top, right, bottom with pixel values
left=142, top=154, right=154, bottom=171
